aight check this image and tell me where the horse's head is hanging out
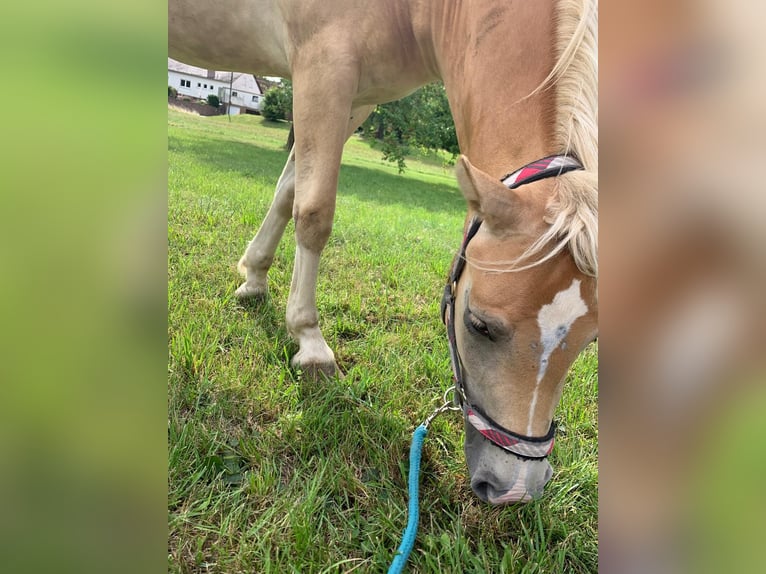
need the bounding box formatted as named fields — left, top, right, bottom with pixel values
left=448, top=155, right=598, bottom=504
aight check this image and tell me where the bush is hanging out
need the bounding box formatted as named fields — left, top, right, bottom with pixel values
left=207, top=94, right=220, bottom=108
left=168, top=86, right=178, bottom=98
left=261, top=81, right=293, bottom=121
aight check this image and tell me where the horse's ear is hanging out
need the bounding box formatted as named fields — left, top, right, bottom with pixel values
left=455, top=155, right=484, bottom=213
left=455, top=155, right=526, bottom=231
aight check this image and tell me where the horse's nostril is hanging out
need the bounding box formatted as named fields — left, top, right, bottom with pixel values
left=471, top=479, right=532, bottom=505
left=542, top=462, right=553, bottom=484
left=471, top=481, right=492, bottom=503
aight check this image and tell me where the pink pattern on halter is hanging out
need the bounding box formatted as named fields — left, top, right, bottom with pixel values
left=500, top=155, right=582, bottom=189
left=467, top=407, right=555, bottom=458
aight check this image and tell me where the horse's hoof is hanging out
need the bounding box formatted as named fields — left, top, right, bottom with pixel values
left=291, top=356, right=343, bottom=380
left=235, top=281, right=268, bottom=300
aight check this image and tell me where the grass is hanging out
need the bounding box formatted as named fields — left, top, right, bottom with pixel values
left=168, top=108, right=598, bottom=573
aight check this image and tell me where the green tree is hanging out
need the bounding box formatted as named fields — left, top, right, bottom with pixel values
left=260, top=80, right=456, bottom=172
left=362, top=82, right=457, bottom=172
left=261, top=81, right=293, bottom=121
left=207, top=94, right=220, bottom=108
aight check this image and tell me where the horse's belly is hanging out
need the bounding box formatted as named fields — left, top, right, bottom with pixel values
left=169, top=0, right=290, bottom=77
left=353, top=52, right=437, bottom=106
left=353, top=80, right=430, bottom=107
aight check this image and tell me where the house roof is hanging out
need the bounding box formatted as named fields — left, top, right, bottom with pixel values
left=168, top=58, right=262, bottom=94
left=255, top=76, right=280, bottom=94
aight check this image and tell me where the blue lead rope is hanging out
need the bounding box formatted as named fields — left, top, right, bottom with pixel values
left=387, top=389, right=459, bottom=573
left=387, top=424, right=428, bottom=574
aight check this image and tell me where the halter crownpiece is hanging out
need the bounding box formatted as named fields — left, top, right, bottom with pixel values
left=441, top=154, right=583, bottom=458
left=500, top=154, right=583, bottom=189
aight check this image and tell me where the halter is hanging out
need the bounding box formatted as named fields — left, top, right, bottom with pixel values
left=440, top=154, right=583, bottom=459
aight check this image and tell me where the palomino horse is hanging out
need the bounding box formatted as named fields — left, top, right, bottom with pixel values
left=169, top=0, right=598, bottom=503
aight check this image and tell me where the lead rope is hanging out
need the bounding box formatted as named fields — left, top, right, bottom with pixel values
left=387, top=388, right=460, bottom=574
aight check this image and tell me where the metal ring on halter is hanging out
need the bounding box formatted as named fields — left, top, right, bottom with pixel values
left=442, top=386, right=462, bottom=412
left=422, top=386, right=462, bottom=429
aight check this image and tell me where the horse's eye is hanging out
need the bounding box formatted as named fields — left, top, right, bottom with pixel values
left=465, top=309, right=492, bottom=339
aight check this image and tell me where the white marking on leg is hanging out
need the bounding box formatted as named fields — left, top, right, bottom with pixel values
left=526, top=279, right=588, bottom=434
left=236, top=155, right=295, bottom=298
left=286, top=245, right=335, bottom=369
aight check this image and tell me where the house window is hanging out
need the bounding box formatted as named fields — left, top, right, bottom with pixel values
left=180, top=79, right=191, bottom=88
left=232, top=91, right=238, bottom=97
left=197, top=83, right=201, bottom=87
left=210, top=86, right=214, bottom=90
left=204, top=84, right=207, bottom=89
left=252, top=95, right=259, bottom=102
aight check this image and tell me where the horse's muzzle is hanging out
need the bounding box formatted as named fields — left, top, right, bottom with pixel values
left=464, top=423, right=553, bottom=504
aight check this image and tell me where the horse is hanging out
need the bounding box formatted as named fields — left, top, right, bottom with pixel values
left=169, top=0, right=598, bottom=504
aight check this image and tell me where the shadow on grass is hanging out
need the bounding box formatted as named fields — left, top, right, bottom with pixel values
left=237, top=293, right=359, bottom=385
left=235, top=292, right=295, bottom=355
left=169, top=134, right=466, bottom=215
left=292, top=368, right=411, bottom=480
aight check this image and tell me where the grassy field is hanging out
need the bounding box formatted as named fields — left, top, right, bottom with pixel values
left=168, top=108, right=598, bottom=573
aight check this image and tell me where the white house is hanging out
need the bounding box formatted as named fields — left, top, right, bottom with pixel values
left=168, top=58, right=264, bottom=114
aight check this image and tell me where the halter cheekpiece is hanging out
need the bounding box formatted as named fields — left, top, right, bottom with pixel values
left=441, top=153, right=583, bottom=459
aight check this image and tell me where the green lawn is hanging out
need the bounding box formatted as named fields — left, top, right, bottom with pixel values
left=168, top=108, right=598, bottom=573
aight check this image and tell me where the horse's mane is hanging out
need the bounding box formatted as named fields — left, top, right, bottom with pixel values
left=525, top=0, right=598, bottom=277
left=473, top=0, right=598, bottom=278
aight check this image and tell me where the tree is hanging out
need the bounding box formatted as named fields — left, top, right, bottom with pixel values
left=361, top=82, right=457, bottom=172
left=260, top=80, right=457, bottom=172
left=207, top=94, right=220, bottom=108
left=261, top=81, right=293, bottom=121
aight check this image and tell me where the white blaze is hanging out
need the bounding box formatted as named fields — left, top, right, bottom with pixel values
left=526, top=279, right=588, bottom=434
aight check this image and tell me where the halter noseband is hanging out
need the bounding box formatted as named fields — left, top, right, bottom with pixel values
left=441, top=154, right=583, bottom=459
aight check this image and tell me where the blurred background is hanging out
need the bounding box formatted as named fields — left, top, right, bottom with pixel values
left=600, top=0, right=766, bottom=572
left=0, top=1, right=166, bottom=573
left=0, top=0, right=763, bottom=572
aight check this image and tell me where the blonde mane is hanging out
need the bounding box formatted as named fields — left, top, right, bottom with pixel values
left=471, top=0, right=598, bottom=277
left=522, top=0, right=598, bottom=276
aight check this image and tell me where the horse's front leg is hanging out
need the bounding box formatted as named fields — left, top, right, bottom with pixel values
left=285, top=66, right=371, bottom=378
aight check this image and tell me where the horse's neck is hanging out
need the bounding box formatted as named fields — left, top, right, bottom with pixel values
left=419, top=0, right=559, bottom=178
